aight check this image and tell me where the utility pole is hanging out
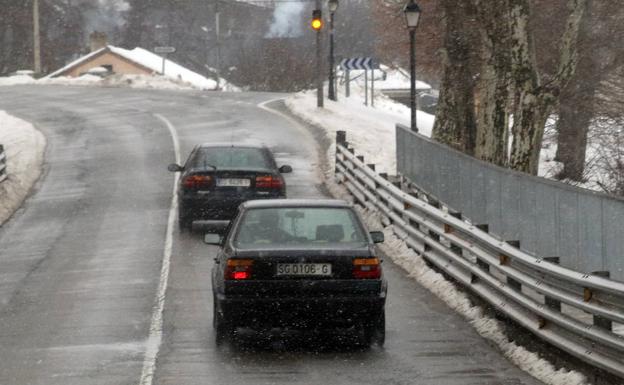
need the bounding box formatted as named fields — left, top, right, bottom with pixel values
left=33, top=0, right=42, bottom=75
left=215, top=0, right=221, bottom=90
left=314, top=1, right=324, bottom=108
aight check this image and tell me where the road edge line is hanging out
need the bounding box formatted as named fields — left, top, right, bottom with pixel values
left=138, top=113, right=180, bottom=385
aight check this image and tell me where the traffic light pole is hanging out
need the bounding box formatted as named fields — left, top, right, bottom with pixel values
left=328, top=11, right=336, bottom=101
left=33, top=0, right=41, bottom=75
left=315, top=1, right=324, bottom=108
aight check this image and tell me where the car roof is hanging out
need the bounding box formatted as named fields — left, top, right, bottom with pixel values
left=197, top=143, right=267, bottom=150
left=241, top=199, right=353, bottom=209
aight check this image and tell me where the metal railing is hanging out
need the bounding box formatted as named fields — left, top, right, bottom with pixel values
left=396, top=124, right=624, bottom=281
left=334, top=131, right=624, bottom=379
left=0, top=144, right=7, bottom=183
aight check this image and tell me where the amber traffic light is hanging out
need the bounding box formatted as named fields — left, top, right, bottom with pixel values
left=311, top=9, right=323, bottom=31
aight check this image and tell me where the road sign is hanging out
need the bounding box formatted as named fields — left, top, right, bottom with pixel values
left=154, top=46, right=176, bottom=54
left=340, top=57, right=379, bottom=71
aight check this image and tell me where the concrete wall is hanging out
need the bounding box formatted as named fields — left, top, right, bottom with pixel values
left=396, top=124, right=624, bottom=281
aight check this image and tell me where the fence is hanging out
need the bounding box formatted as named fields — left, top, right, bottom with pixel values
left=396, top=124, right=624, bottom=282
left=335, top=131, right=624, bottom=379
left=0, top=144, right=7, bottom=183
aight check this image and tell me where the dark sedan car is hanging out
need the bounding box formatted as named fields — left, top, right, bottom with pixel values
left=168, top=144, right=292, bottom=230
left=205, top=199, right=387, bottom=346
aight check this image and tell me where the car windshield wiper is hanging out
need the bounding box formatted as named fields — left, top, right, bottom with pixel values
left=203, top=158, right=217, bottom=171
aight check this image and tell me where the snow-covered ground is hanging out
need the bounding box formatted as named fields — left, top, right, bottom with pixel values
left=540, top=118, right=624, bottom=194
left=285, top=84, right=589, bottom=385
left=0, top=72, right=238, bottom=92
left=0, top=111, right=46, bottom=226
left=285, top=82, right=434, bottom=175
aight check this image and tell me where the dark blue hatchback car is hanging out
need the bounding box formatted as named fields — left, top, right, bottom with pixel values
left=168, top=144, right=292, bottom=230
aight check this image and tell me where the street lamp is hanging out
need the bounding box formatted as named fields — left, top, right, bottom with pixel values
left=328, top=0, right=339, bottom=101
left=404, top=0, right=421, bottom=132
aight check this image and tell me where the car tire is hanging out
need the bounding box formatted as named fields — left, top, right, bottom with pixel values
left=178, top=210, right=192, bottom=232
left=363, top=310, right=385, bottom=347
left=213, top=296, right=232, bottom=345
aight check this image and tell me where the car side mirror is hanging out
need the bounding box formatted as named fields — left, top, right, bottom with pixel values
left=168, top=163, right=184, bottom=172
left=204, top=233, right=222, bottom=245
left=279, top=165, right=293, bottom=174
left=370, top=231, right=384, bottom=244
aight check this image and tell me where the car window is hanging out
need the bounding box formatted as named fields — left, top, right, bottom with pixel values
left=191, top=147, right=271, bottom=170
left=234, top=207, right=368, bottom=248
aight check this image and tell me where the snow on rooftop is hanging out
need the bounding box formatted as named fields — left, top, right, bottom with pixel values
left=43, top=45, right=238, bottom=91
left=108, top=46, right=218, bottom=90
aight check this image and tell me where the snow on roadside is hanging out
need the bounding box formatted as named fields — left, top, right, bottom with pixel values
left=0, top=73, right=239, bottom=92
left=285, top=85, right=434, bottom=175
left=285, top=88, right=589, bottom=384
left=0, top=111, right=46, bottom=226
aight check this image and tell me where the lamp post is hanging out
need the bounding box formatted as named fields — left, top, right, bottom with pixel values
left=33, top=0, right=41, bottom=75
left=327, top=0, right=339, bottom=101
left=404, top=0, right=421, bottom=132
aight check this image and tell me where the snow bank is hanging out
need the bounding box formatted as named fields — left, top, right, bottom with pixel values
left=0, top=111, right=46, bottom=226
left=0, top=73, right=238, bottom=92
left=285, top=84, right=434, bottom=175
left=337, top=65, right=432, bottom=91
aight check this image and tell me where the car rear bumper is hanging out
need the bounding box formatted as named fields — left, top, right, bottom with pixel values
left=181, top=192, right=284, bottom=220
left=216, top=294, right=386, bottom=328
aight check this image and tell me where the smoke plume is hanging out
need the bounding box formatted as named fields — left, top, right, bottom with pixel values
left=265, top=2, right=305, bottom=38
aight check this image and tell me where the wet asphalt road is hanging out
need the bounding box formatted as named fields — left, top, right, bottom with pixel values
left=0, top=86, right=542, bottom=385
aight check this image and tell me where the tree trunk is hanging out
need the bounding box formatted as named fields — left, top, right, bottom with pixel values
left=555, top=0, right=596, bottom=181
left=432, top=0, right=477, bottom=155
left=473, top=0, right=512, bottom=166
left=555, top=76, right=596, bottom=180
left=508, top=0, right=587, bottom=175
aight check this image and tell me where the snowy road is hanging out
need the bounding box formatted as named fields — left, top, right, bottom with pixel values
left=0, top=86, right=541, bottom=385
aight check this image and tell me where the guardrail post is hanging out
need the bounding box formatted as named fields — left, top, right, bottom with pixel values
left=425, top=198, right=441, bottom=243
left=447, top=212, right=463, bottom=256
left=367, top=164, right=375, bottom=171
left=0, top=144, right=6, bottom=184
left=591, top=271, right=613, bottom=331
left=356, top=155, right=364, bottom=163
left=336, top=131, right=346, bottom=147
left=474, top=225, right=491, bottom=272
left=543, top=257, right=562, bottom=312
left=504, top=240, right=522, bottom=292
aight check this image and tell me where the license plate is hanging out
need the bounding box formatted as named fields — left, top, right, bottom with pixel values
left=276, top=263, right=332, bottom=276
left=216, top=178, right=250, bottom=187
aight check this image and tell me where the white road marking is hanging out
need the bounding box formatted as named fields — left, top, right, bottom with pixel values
left=138, top=113, right=180, bottom=385
left=257, top=98, right=326, bottom=185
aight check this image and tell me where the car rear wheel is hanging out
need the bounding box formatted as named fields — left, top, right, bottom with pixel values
left=213, top=296, right=232, bottom=345
left=178, top=210, right=192, bottom=231
left=363, top=310, right=385, bottom=347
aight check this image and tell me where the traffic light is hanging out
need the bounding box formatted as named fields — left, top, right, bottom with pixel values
left=311, top=9, right=323, bottom=31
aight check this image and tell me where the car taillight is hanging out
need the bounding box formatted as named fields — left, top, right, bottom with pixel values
left=353, top=258, right=381, bottom=279
left=225, top=259, right=254, bottom=280
left=255, top=175, right=284, bottom=189
left=182, top=175, right=212, bottom=189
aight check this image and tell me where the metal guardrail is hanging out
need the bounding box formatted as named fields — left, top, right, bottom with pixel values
left=0, top=144, right=7, bottom=183
left=334, top=131, right=624, bottom=379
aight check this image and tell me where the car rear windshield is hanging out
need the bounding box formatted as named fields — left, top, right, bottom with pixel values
left=191, top=147, right=271, bottom=170
left=233, top=207, right=368, bottom=249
